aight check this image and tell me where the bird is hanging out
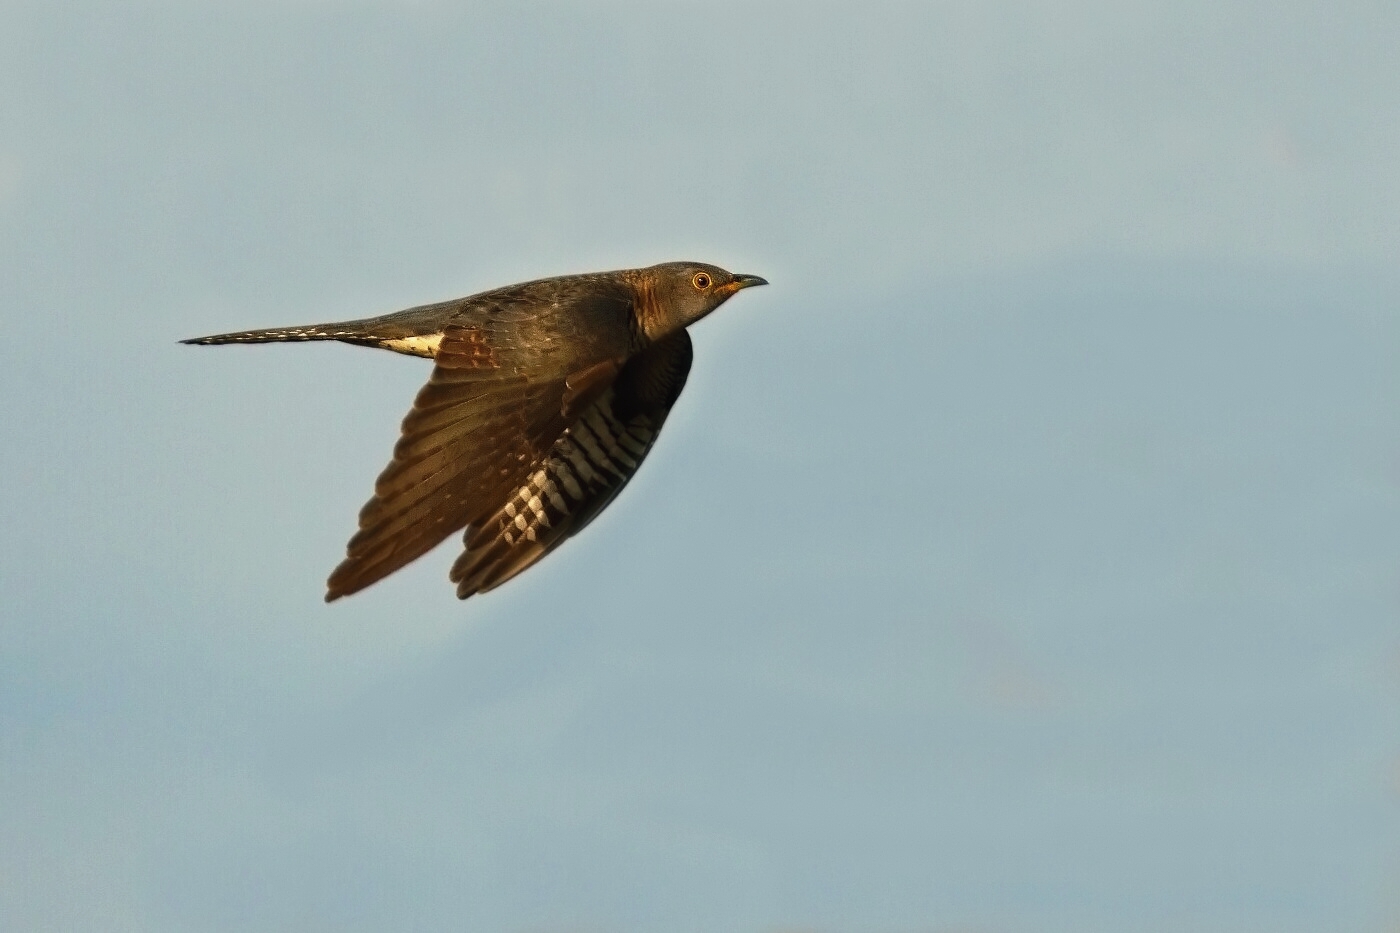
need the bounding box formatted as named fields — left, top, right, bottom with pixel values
left=183, top=261, right=767, bottom=602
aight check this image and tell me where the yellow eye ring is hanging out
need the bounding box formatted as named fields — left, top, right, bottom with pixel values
left=692, top=272, right=711, bottom=290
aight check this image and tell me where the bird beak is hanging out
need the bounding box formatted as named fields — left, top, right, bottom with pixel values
left=728, top=274, right=768, bottom=291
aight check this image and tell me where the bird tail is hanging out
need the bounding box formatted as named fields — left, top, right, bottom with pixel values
left=181, top=322, right=365, bottom=346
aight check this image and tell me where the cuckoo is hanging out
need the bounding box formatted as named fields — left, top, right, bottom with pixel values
left=184, top=262, right=767, bottom=601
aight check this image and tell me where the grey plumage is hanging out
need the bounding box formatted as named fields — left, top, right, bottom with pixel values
left=183, top=261, right=766, bottom=601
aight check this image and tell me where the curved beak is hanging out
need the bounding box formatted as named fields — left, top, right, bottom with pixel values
left=730, top=273, right=768, bottom=290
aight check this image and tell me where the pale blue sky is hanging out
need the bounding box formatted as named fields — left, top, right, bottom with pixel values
left=2, top=3, right=1399, bottom=931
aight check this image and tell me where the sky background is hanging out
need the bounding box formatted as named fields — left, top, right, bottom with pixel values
left=2, top=2, right=1399, bottom=931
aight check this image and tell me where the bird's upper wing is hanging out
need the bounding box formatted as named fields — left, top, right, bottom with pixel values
left=324, top=285, right=637, bottom=601
left=448, top=329, right=693, bottom=598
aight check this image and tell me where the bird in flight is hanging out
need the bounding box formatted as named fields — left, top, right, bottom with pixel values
left=184, top=262, right=767, bottom=602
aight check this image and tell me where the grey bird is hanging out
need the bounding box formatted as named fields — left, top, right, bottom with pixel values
left=184, top=262, right=767, bottom=601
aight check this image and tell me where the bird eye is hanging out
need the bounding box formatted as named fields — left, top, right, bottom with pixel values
left=692, top=272, right=711, bottom=290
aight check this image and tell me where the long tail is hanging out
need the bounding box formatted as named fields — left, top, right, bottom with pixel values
left=181, top=322, right=366, bottom=346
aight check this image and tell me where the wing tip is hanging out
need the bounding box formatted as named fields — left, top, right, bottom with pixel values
left=325, top=562, right=365, bottom=602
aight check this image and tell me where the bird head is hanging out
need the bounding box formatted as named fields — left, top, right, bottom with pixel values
left=637, top=262, right=767, bottom=339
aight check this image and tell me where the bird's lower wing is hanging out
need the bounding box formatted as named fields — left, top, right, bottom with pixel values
left=449, top=330, right=694, bottom=598
left=324, top=323, right=574, bottom=601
